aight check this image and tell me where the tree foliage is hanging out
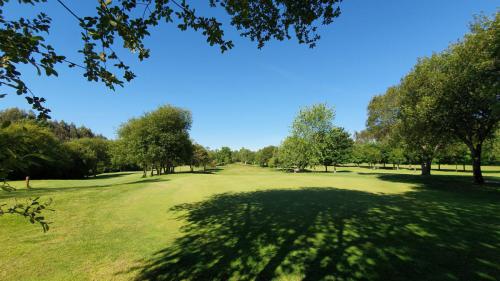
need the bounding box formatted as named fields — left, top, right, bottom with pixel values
left=118, top=104, right=193, bottom=176
left=279, top=103, right=354, bottom=172
left=315, top=127, right=353, bottom=172
left=0, top=0, right=343, bottom=117
left=255, top=146, right=276, bottom=167
left=365, top=13, right=499, bottom=182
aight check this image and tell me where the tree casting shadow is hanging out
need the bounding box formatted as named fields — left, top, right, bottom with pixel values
left=128, top=187, right=500, bottom=281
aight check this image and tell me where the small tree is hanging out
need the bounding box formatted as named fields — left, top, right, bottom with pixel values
left=238, top=148, right=255, bottom=165
left=215, top=147, right=233, bottom=165
left=315, top=127, right=353, bottom=172
left=278, top=136, right=310, bottom=172
left=192, top=144, right=210, bottom=171
left=388, top=147, right=405, bottom=170
left=255, top=146, right=277, bottom=167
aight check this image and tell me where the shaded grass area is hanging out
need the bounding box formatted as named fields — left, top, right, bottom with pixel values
left=0, top=177, right=169, bottom=200
left=1, top=165, right=499, bottom=280
left=131, top=187, right=500, bottom=281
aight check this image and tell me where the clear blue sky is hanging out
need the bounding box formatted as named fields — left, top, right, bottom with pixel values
left=2, top=1, right=498, bottom=150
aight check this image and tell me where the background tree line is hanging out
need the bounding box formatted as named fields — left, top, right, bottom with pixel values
left=1, top=108, right=112, bottom=179
left=221, top=97, right=498, bottom=180
left=0, top=105, right=215, bottom=180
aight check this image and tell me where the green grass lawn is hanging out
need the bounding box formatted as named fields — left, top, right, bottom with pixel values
left=1, top=165, right=499, bottom=281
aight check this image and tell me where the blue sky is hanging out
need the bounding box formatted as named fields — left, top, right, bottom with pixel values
left=2, top=1, right=498, bottom=150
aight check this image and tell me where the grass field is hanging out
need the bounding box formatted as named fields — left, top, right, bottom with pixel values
left=1, top=165, right=499, bottom=281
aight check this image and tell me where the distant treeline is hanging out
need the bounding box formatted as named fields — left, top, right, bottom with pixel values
left=1, top=102, right=498, bottom=181
left=1, top=108, right=115, bottom=179
left=1, top=106, right=213, bottom=180
left=214, top=105, right=499, bottom=172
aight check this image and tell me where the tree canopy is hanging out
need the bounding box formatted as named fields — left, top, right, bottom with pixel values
left=364, top=13, right=499, bottom=182
left=0, top=0, right=343, bottom=118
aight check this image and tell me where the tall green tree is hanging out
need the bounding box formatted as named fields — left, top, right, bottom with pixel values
left=118, top=105, right=192, bottom=176
left=437, top=14, right=500, bottom=183
left=398, top=55, right=450, bottom=176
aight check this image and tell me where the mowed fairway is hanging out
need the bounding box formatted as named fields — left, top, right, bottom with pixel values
left=1, top=165, right=499, bottom=281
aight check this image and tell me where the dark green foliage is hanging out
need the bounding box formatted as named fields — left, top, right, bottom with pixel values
left=64, top=138, right=111, bottom=177
left=0, top=111, right=111, bottom=179
left=192, top=144, right=211, bottom=170
left=255, top=146, right=277, bottom=167
left=0, top=108, right=102, bottom=141
left=315, top=127, right=353, bottom=172
left=363, top=13, right=499, bottom=182
left=1, top=120, right=66, bottom=179
left=366, top=86, right=400, bottom=142
left=1, top=0, right=343, bottom=117
left=118, top=104, right=193, bottom=175
left=214, top=146, right=232, bottom=165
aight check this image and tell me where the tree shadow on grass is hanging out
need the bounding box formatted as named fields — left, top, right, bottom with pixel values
left=359, top=172, right=500, bottom=191
left=166, top=168, right=224, bottom=175
left=0, top=177, right=170, bottom=200
left=128, top=187, right=500, bottom=281
left=93, top=172, right=136, bottom=180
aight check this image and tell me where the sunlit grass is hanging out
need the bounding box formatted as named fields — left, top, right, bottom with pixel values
left=1, top=165, right=499, bottom=280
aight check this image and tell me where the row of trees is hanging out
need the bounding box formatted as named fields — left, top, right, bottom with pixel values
left=215, top=104, right=353, bottom=172
left=363, top=14, right=499, bottom=184
left=1, top=105, right=217, bottom=180
left=219, top=99, right=498, bottom=175
left=0, top=108, right=112, bottom=179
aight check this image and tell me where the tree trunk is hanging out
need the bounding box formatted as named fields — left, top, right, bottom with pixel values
left=470, top=144, right=484, bottom=184
left=455, top=163, right=458, bottom=172
left=438, top=162, right=441, bottom=171
left=325, top=165, right=328, bottom=172
left=143, top=165, right=147, bottom=178
left=421, top=159, right=432, bottom=176
left=333, top=165, right=337, bottom=174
